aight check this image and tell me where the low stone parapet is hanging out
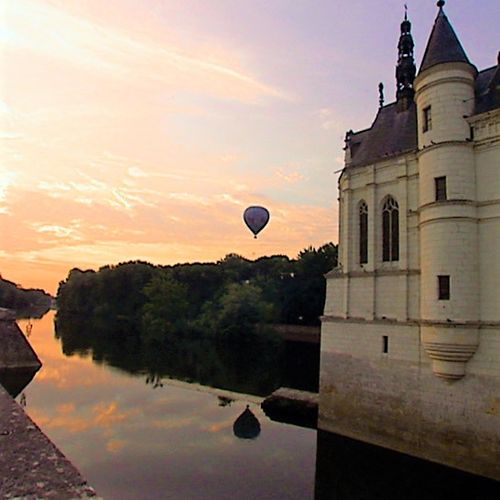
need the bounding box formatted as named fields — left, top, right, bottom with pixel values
left=0, top=385, right=98, bottom=498
left=0, top=309, right=41, bottom=371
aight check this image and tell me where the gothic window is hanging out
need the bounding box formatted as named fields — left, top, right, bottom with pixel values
left=359, top=201, right=368, bottom=264
left=423, top=106, right=432, bottom=132
left=382, top=197, right=399, bottom=262
left=435, top=176, right=447, bottom=201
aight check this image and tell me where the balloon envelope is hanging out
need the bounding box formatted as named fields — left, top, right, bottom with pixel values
left=243, top=206, right=270, bottom=238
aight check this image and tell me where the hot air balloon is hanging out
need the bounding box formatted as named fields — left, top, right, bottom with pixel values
left=243, top=206, right=270, bottom=238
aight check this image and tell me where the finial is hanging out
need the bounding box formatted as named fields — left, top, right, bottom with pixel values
left=378, top=82, right=384, bottom=108
left=437, top=0, right=445, bottom=9
left=404, top=4, right=408, bottom=21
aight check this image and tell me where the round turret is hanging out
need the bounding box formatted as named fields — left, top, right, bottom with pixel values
left=414, top=5, right=479, bottom=380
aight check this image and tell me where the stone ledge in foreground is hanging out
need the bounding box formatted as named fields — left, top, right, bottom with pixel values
left=0, top=385, right=98, bottom=499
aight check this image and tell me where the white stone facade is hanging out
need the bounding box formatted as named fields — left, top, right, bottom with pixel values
left=320, top=6, right=500, bottom=480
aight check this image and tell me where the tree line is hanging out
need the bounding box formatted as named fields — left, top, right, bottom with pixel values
left=56, top=243, right=337, bottom=345
left=0, top=276, right=53, bottom=317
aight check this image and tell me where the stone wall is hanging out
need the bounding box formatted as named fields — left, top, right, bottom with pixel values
left=319, top=320, right=500, bottom=481
left=0, top=308, right=41, bottom=371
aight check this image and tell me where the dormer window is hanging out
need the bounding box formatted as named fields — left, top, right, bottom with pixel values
left=423, top=106, right=432, bottom=132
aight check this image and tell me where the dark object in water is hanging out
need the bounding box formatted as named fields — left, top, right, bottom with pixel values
left=233, top=405, right=261, bottom=439
left=261, top=388, right=318, bottom=430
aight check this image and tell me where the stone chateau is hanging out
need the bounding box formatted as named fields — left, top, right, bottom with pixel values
left=320, top=1, right=499, bottom=480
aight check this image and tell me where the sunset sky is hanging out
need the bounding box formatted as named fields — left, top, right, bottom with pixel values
left=1, top=0, right=498, bottom=294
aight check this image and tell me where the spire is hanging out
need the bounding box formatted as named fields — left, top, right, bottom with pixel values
left=395, top=6, right=416, bottom=112
left=419, top=1, right=470, bottom=74
left=378, top=82, right=384, bottom=108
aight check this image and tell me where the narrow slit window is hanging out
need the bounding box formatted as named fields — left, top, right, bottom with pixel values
left=438, top=275, right=450, bottom=300
left=359, top=202, right=368, bottom=264
left=382, top=336, right=389, bottom=354
left=435, top=176, right=447, bottom=201
left=423, top=106, right=432, bottom=132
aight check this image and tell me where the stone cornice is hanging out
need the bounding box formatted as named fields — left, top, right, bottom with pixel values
left=321, top=315, right=418, bottom=326
left=467, top=107, right=500, bottom=125
left=414, top=61, right=477, bottom=91
left=418, top=198, right=475, bottom=212
left=419, top=215, right=477, bottom=228
left=325, top=269, right=420, bottom=279
left=417, top=140, right=472, bottom=158
left=342, top=150, right=418, bottom=172
left=321, top=315, right=499, bottom=328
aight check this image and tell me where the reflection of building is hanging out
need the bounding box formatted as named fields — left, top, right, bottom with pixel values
left=314, top=431, right=499, bottom=499
left=320, top=2, right=500, bottom=480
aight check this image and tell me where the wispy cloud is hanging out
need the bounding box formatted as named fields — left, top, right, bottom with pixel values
left=315, top=108, right=344, bottom=131
left=3, top=0, right=289, bottom=103
left=0, top=0, right=348, bottom=294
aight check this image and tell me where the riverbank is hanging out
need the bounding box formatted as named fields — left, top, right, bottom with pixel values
left=0, top=385, right=98, bottom=498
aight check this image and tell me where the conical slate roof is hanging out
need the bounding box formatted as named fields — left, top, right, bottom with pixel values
left=419, top=5, right=470, bottom=73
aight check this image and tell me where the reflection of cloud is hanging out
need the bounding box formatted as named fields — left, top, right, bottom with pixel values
left=106, top=439, right=126, bottom=454
left=152, top=418, right=196, bottom=430
left=93, top=402, right=131, bottom=427
left=57, top=403, right=76, bottom=414
left=207, top=420, right=233, bottom=433
left=30, top=400, right=139, bottom=434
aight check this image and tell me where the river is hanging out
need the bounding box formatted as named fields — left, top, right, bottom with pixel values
left=16, top=312, right=316, bottom=499
left=12, top=313, right=499, bottom=499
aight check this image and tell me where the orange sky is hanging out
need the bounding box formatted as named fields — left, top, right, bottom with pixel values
left=1, top=0, right=498, bottom=294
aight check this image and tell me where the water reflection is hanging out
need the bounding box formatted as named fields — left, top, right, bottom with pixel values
left=233, top=406, right=261, bottom=440
left=0, top=368, right=38, bottom=398
left=314, top=430, right=499, bottom=500
left=54, top=313, right=319, bottom=397
left=10, top=313, right=497, bottom=499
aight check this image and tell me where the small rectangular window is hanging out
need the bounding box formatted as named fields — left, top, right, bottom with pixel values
left=382, top=336, right=389, bottom=354
left=435, top=176, right=447, bottom=201
left=438, top=275, right=450, bottom=300
left=423, top=106, right=432, bottom=132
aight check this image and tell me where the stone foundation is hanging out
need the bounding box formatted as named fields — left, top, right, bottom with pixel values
left=319, top=323, right=500, bottom=481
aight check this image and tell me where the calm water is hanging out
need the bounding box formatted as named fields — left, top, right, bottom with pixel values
left=11, top=313, right=499, bottom=499
left=15, top=312, right=317, bottom=499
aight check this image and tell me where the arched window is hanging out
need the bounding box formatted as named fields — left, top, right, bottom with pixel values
left=359, top=201, right=368, bottom=264
left=382, top=197, right=399, bottom=262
